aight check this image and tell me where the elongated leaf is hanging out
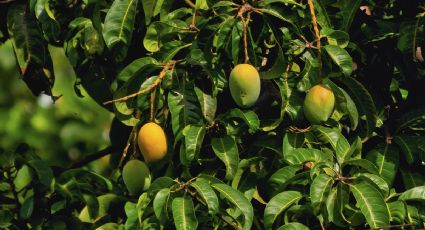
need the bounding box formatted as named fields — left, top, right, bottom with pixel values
left=276, top=222, right=309, bottom=230
left=227, top=108, right=260, bottom=134
left=356, top=173, right=389, bottom=197
left=212, top=183, right=253, bottom=230
left=338, top=0, right=362, bottom=31
left=326, top=184, right=349, bottom=227
left=148, top=177, right=177, bottom=194
left=268, top=165, right=302, bottom=188
left=116, top=57, right=159, bottom=82
left=153, top=188, right=171, bottom=222
left=20, top=195, right=34, bottom=219
left=260, top=44, right=286, bottom=79
left=395, top=108, right=425, bottom=133
left=172, top=197, right=198, bottom=230
left=324, top=45, right=353, bottom=77
left=366, top=144, right=399, bottom=186
left=399, top=186, right=425, bottom=201
left=211, top=135, right=239, bottom=180
left=282, top=132, right=304, bottom=157
left=190, top=178, right=219, bottom=215
left=285, top=148, right=333, bottom=165
left=387, top=201, right=406, bottom=223
left=314, top=0, right=332, bottom=29
left=142, top=0, right=159, bottom=25
left=349, top=180, right=390, bottom=228
left=194, top=87, right=217, bottom=122
left=7, top=4, right=55, bottom=97
left=27, top=159, right=53, bottom=187
left=335, top=77, right=376, bottom=140
left=310, top=174, right=333, bottom=211
left=264, top=191, right=303, bottom=229
left=342, top=159, right=380, bottom=175
left=183, top=125, right=206, bottom=165
left=168, top=86, right=203, bottom=143
left=393, top=135, right=421, bottom=164
left=327, top=80, right=359, bottom=130
left=103, top=0, right=138, bottom=61
left=400, top=167, right=425, bottom=189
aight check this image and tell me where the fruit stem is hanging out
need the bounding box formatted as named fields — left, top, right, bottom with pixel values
left=237, top=3, right=253, bottom=64
left=150, top=89, right=155, bottom=122
left=103, top=61, right=176, bottom=105
left=307, top=0, right=322, bottom=83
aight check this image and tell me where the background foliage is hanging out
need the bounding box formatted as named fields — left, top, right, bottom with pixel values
left=1, top=0, right=425, bottom=229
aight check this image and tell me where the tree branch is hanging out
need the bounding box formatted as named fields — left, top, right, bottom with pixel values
left=307, top=0, right=322, bottom=82
left=69, top=146, right=114, bottom=169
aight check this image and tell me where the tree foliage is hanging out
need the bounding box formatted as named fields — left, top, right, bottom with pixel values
left=1, top=0, right=425, bottom=229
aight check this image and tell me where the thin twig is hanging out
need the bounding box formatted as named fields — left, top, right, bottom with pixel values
left=119, top=128, right=136, bottom=168
left=307, top=0, right=322, bottom=82
left=236, top=4, right=253, bottom=64
left=150, top=89, right=155, bottom=122
left=103, top=61, right=176, bottom=105
left=69, top=146, right=114, bottom=169
left=184, top=0, right=196, bottom=8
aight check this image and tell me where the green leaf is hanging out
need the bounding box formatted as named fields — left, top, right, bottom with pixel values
left=276, top=222, right=309, bottom=230
left=172, top=197, right=198, bottom=230
left=227, top=108, right=260, bottom=134
left=28, top=159, right=53, bottom=187
left=322, top=29, right=350, bottom=48
left=183, top=125, right=206, bottom=165
left=400, top=167, right=425, bottom=189
left=168, top=86, right=203, bottom=143
left=387, top=201, right=406, bottom=223
left=211, top=135, right=239, bottom=180
left=310, top=174, right=334, bottom=211
left=153, top=188, right=171, bottom=223
left=342, top=159, right=380, bottom=175
left=137, top=193, right=151, bottom=224
left=260, top=44, right=286, bottom=79
left=338, top=0, right=362, bottom=32
left=314, top=0, right=332, bottom=29
left=19, top=195, right=34, bottom=219
left=393, top=135, right=422, bottom=164
left=395, top=108, right=425, bottom=133
left=149, top=177, right=177, bottom=194
left=102, top=0, right=138, bottom=61
left=285, top=148, right=333, bottom=165
left=324, top=45, right=353, bottom=77
left=356, top=173, right=389, bottom=197
left=194, top=87, right=217, bottom=122
left=326, top=184, right=349, bottom=227
left=335, top=77, right=376, bottom=140
left=7, top=4, right=55, bottom=97
left=190, top=178, right=219, bottom=215
left=268, top=165, right=302, bottom=188
left=282, top=132, right=304, bottom=157
left=399, top=186, right=425, bottom=201
left=125, top=202, right=139, bottom=229
left=349, top=180, right=390, bottom=228
left=366, top=144, right=399, bottom=186
left=116, top=57, right=159, bottom=82
left=211, top=183, right=253, bottom=230
left=264, top=191, right=303, bottom=229
left=142, top=0, right=159, bottom=25
left=312, top=126, right=350, bottom=164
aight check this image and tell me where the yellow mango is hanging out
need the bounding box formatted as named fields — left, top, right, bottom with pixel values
left=229, top=64, right=261, bottom=108
left=138, top=122, right=168, bottom=162
left=303, top=84, right=335, bottom=124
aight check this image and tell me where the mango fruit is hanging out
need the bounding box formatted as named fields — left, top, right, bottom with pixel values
left=229, top=64, right=261, bottom=108
left=138, top=122, right=168, bottom=162
left=122, top=159, right=151, bottom=195
left=303, top=84, right=335, bottom=124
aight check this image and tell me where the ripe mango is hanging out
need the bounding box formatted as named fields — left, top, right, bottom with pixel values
left=122, top=159, right=151, bottom=195
left=229, top=64, right=261, bottom=108
left=138, top=122, right=168, bottom=162
left=303, top=84, right=335, bottom=124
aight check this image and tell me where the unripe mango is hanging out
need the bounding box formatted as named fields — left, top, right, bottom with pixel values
left=138, top=122, right=168, bottom=163
left=303, top=84, right=335, bottom=124
left=122, top=160, right=151, bottom=195
left=229, top=64, right=261, bottom=108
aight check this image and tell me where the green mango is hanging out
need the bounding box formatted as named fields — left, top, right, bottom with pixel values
left=229, top=64, right=261, bottom=108
left=122, top=160, right=151, bottom=195
left=303, top=84, right=335, bottom=124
